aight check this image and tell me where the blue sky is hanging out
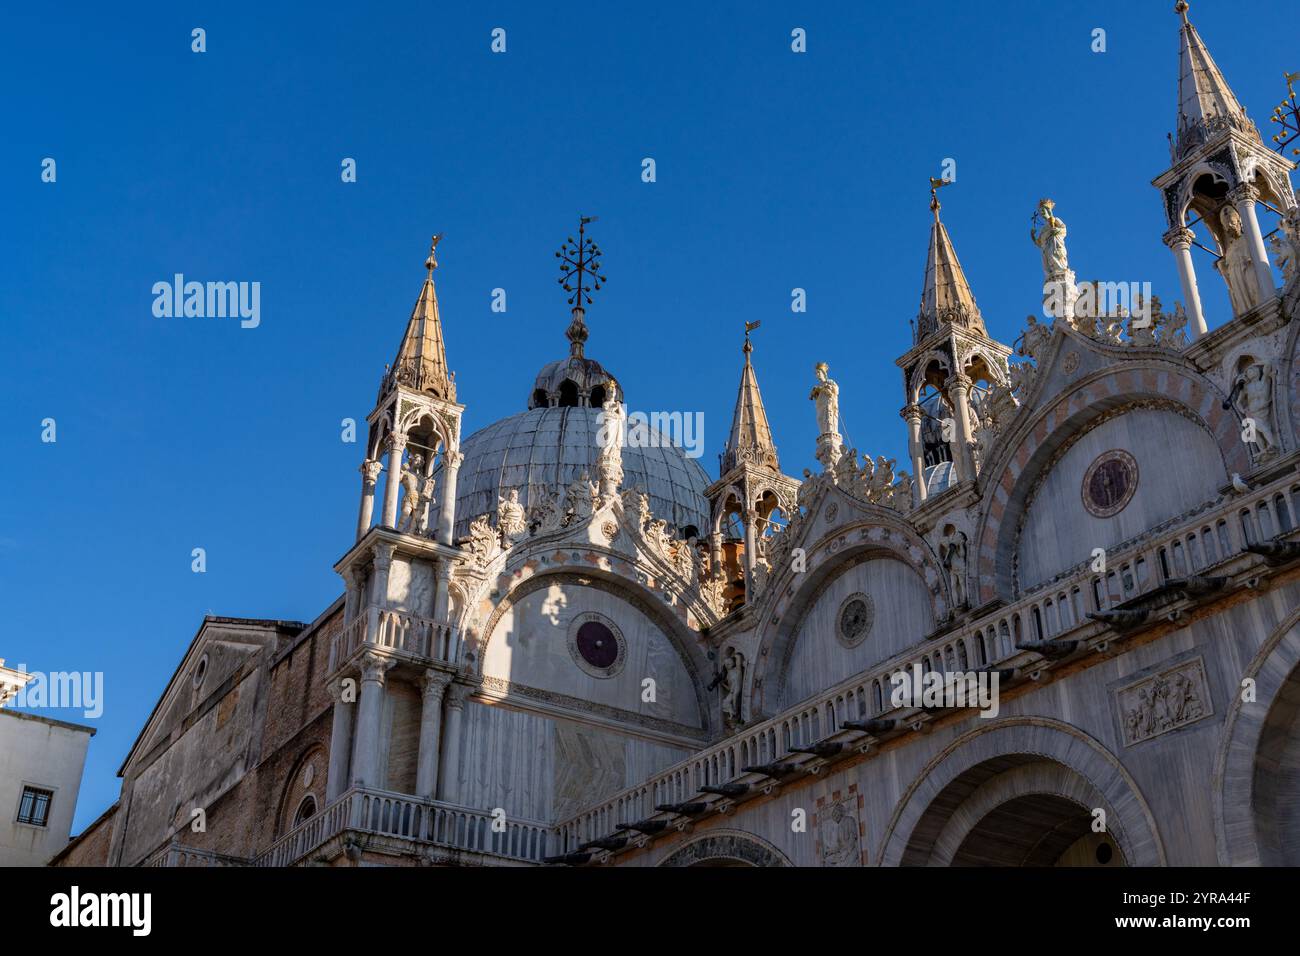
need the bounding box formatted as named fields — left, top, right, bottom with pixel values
left=2, top=1, right=1294, bottom=831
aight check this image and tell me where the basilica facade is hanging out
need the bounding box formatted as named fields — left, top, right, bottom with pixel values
left=54, top=6, right=1300, bottom=868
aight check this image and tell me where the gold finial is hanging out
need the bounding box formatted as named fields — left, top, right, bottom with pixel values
left=929, top=176, right=951, bottom=219
left=743, top=319, right=761, bottom=354
left=1174, top=1, right=1190, bottom=23
left=425, top=234, right=443, bottom=275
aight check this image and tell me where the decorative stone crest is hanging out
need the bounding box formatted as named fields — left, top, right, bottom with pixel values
left=815, top=789, right=863, bottom=867
left=836, top=592, right=874, bottom=648
left=1081, top=449, right=1139, bottom=518
left=1117, top=657, right=1211, bottom=746
left=566, top=611, right=626, bottom=679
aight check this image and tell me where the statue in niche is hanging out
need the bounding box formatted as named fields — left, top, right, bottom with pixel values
left=620, top=486, right=651, bottom=532
left=718, top=647, right=745, bottom=729
left=938, top=524, right=968, bottom=609
left=1017, top=315, right=1052, bottom=364
left=563, top=472, right=597, bottom=525
left=1231, top=362, right=1278, bottom=459
left=497, top=489, right=527, bottom=544
left=397, top=453, right=430, bottom=533
left=1030, top=198, right=1070, bottom=277
left=810, top=363, right=840, bottom=437
left=596, top=383, right=625, bottom=499
left=1214, top=205, right=1263, bottom=315
left=1270, top=214, right=1299, bottom=284
left=527, top=487, right=564, bottom=535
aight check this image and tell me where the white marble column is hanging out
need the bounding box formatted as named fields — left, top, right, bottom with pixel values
left=380, top=433, right=407, bottom=529
left=946, top=374, right=976, bottom=481
left=436, top=684, right=471, bottom=803
left=415, top=670, right=453, bottom=800
left=436, top=450, right=463, bottom=546
left=326, top=674, right=356, bottom=800
left=350, top=652, right=392, bottom=790
left=366, top=543, right=395, bottom=644
left=1230, top=184, right=1277, bottom=305
left=1164, top=226, right=1208, bottom=339
left=433, top=561, right=452, bottom=623
left=341, top=566, right=362, bottom=627
left=901, top=403, right=927, bottom=506
left=742, top=506, right=758, bottom=593
left=356, top=459, right=383, bottom=540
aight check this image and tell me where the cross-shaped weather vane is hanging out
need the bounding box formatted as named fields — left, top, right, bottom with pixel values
left=555, top=216, right=607, bottom=307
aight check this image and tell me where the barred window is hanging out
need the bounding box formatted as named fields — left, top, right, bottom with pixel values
left=17, top=786, right=53, bottom=827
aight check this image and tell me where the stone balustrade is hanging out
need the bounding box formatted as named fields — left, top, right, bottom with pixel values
left=554, top=471, right=1300, bottom=852
left=328, top=607, right=459, bottom=672
left=251, top=788, right=549, bottom=867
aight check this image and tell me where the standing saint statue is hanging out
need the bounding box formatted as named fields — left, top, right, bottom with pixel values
left=397, top=453, right=427, bottom=533
left=595, top=382, right=625, bottom=500
left=1030, top=198, right=1069, bottom=277
left=1214, top=205, right=1263, bottom=315
left=497, top=489, right=528, bottom=544
left=810, top=363, right=840, bottom=436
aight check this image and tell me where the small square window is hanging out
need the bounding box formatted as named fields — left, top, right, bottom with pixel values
left=17, top=786, right=53, bottom=827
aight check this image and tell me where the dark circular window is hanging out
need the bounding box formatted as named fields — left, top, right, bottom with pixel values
left=576, top=621, right=618, bottom=669
left=1095, top=841, right=1113, bottom=865
left=1082, top=449, right=1139, bottom=518
left=836, top=593, right=874, bottom=648
left=567, top=612, right=626, bottom=678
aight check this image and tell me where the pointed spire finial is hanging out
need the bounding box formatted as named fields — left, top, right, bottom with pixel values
left=929, top=176, right=951, bottom=221
left=1174, top=0, right=1190, bottom=24
left=383, top=235, right=453, bottom=400
left=426, top=234, right=443, bottom=276
left=723, top=322, right=778, bottom=473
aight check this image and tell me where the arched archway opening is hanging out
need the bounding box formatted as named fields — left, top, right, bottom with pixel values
left=951, top=793, right=1125, bottom=867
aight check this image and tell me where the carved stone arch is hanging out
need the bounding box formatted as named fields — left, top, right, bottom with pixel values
left=657, top=828, right=793, bottom=867
left=712, top=484, right=745, bottom=533
left=751, top=518, right=948, bottom=717
left=1212, top=605, right=1300, bottom=866
left=1174, top=160, right=1235, bottom=227
left=908, top=350, right=953, bottom=402
left=877, top=717, right=1165, bottom=866
left=961, top=345, right=1008, bottom=386
left=466, top=566, right=714, bottom=734
left=277, top=744, right=327, bottom=838
left=971, top=362, right=1246, bottom=605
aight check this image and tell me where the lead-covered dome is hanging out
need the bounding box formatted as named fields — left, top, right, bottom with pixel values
left=450, top=406, right=711, bottom=541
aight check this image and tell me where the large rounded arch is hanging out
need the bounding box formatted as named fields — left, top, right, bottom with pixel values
left=467, top=565, right=715, bottom=735
left=972, top=362, right=1245, bottom=605
left=751, top=511, right=948, bottom=717
left=658, top=828, right=793, bottom=867
left=877, top=718, right=1165, bottom=867
left=1212, top=606, right=1300, bottom=866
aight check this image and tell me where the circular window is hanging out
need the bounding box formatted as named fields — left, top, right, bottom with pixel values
left=836, top=593, right=874, bottom=648
left=567, top=612, right=626, bottom=678
left=192, top=654, right=209, bottom=690
left=1081, top=449, right=1138, bottom=518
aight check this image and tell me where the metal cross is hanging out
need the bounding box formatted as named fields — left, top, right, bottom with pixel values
left=555, top=216, right=606, bottom=307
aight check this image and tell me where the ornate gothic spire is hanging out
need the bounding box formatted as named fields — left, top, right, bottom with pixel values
left=385, top=235, right=453, bottom=400
left=916, top=182, right=984, bottom=343
left=722, top=321, right=779, bottom=473
left=1172, top=1, right=1258, bottom=159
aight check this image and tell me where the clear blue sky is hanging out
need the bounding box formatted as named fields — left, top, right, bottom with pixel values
left=3, top=1, right=1294, bottom=831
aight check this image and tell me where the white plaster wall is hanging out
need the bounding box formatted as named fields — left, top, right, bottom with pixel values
left=782, top=557, right=935, bottom=708
left=0, top=712, right=92, bottom=866
left=483, top=583, right=702, bottom=730
left=1017, top=408, right=1225, bottom=590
